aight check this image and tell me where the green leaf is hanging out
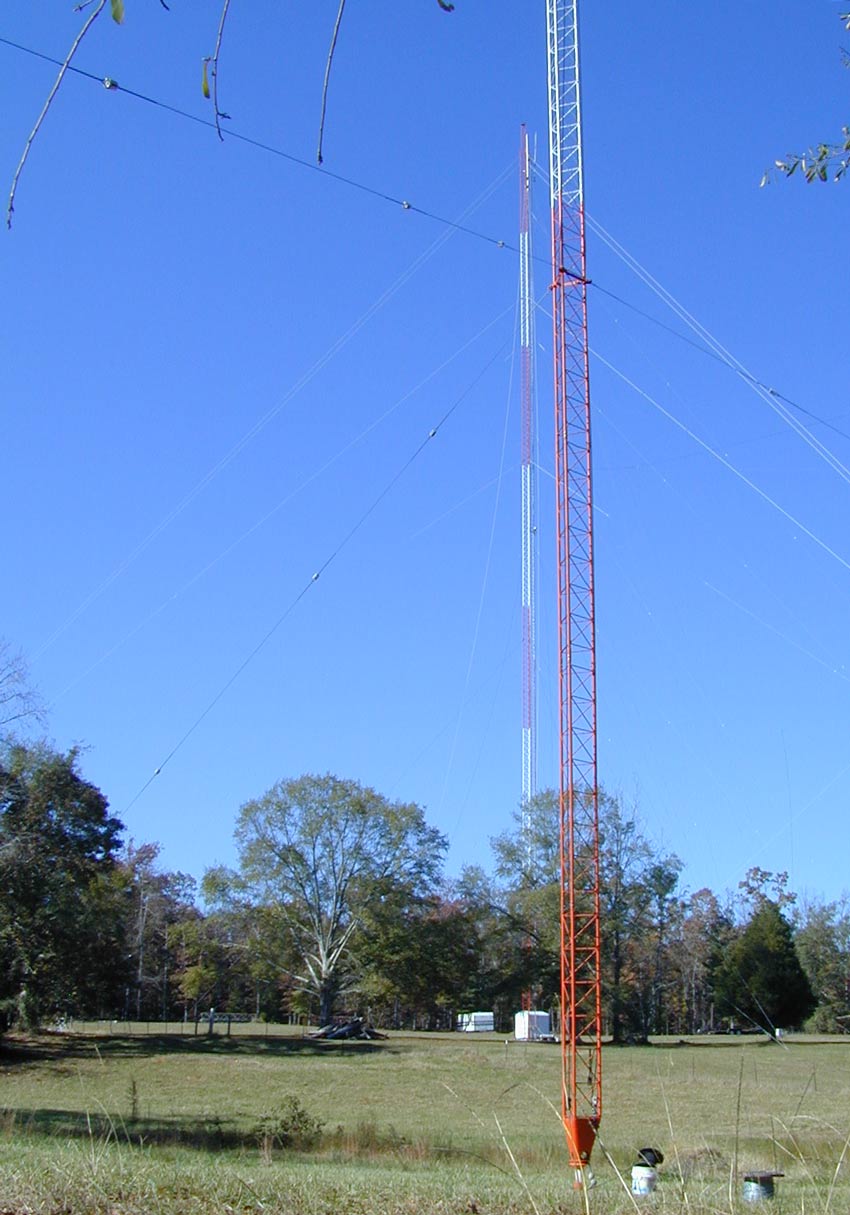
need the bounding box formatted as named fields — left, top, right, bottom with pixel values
left=110, top=0, right=125, bottom=23
left=202, top=59, right=211, bottom=100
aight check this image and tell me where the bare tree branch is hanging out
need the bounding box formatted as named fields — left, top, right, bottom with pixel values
left=10, top=0, right=459, bottom=218
left=0, top=641, right=45, bottom=736
left=210, top=0, right=233, bottom=141
left=316, top=0, right=348, bottom=166
left=7, top=0, right=108, bottom=229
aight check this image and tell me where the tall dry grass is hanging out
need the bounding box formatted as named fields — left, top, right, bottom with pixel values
left=1, top=1027, right=848, bottom=1212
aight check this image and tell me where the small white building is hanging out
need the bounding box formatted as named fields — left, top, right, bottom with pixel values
left=514, top=1010, right=551, bottom=1041
left=457, top=1011, right=495, bottom=1033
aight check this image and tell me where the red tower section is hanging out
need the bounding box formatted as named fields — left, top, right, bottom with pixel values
left=546, top=0, right=602, bottom=1182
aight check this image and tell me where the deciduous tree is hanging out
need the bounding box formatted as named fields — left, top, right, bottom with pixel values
left=208, top=773, right=446, bottom=1025
left=359, top=889, right=482, bottom=1029
left=795, top=896, right=850, bottom=1032
left=120, top=841, right=197, bottom=1021
left=491, top=788, right=682, bottom=1041
left=668, top=887, right=732, bottom=1033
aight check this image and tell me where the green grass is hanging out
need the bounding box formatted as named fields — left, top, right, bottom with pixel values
left=1, top=1026, right=849, bottom=1212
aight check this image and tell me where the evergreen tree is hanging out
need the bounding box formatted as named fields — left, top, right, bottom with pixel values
left=0, top=744, right=126, bottom=1027
left=712, top=899, right=815, bottom=1031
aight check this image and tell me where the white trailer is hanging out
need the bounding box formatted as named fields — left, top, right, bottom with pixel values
left=514, top=1010, right=551, bottom=1041
left=457, top=1011, right=495, bottom=1033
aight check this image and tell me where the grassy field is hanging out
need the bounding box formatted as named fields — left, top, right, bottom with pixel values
left=1, top=1026, right=849, bottom=1213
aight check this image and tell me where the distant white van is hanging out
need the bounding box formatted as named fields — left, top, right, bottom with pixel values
left=457, top=1011, right=495, bottom=1033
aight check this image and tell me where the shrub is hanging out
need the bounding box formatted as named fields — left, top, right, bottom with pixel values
left=253, top=1096, right=324, bottom=1153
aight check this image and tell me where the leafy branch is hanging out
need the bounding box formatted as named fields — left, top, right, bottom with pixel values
left=762, top=12, right=850, bottom=185
left=202, top=0, right=233, bottom=141
left=764, top=130, right=850, bottom=185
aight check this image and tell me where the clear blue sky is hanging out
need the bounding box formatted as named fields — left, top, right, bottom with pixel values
left=3, top=2, right=848, bottom=904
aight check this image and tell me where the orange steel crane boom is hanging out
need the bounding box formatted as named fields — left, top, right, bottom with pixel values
left=545, top=0, right=603, bottom=1185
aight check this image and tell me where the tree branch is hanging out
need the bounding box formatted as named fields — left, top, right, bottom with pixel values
left=0, top=642, right=45, bottom=733
left=762, top=12, right=850, bottom=185
left=7, top=0, right=108, bottom=229
left=209, top=0, right=233, bottom=140
left=316, top=0, right=348, bottom=165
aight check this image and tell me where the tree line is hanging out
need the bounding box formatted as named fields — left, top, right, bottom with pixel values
left=0, top=639, right=840, bottom=1036
left=1, top=738, right=844, bottom=1038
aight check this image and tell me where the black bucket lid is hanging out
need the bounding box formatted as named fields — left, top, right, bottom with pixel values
left=636, top=1147, right=664, bottom=1167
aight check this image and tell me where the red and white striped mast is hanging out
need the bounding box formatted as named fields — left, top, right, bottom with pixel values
left=519, top=125, right=538, bottom=867
left=546, top=0, right=603, bottom=1184
left=519, top=125, right=539, bottom=1016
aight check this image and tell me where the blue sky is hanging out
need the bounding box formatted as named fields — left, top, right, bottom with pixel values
left=3, top=2, right=848, bottom=904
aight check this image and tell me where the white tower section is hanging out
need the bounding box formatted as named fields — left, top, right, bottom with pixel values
left=546, top=0, right=584, bottom=220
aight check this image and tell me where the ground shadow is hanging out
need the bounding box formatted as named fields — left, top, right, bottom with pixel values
left=0, top=1031, right=398, bottom=1069
left=1, top=1105, right=260, bottom=1152
left=1, top=1106, right=519, bottom=1171
left=615, top=1034, right=850, bottom=1049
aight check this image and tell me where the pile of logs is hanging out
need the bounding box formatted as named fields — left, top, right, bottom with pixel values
left=307, top=1018, right=388, bottom=1041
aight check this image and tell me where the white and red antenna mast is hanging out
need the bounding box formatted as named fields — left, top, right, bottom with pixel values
left=519, top=124, right=538, bottom=860
left=546, top=0, right=603, bottom=1183
left=519, top=124, right=539, bottom=1016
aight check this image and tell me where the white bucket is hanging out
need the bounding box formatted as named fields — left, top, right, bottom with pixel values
left=631, top=1165, right=658, bottom=1195
left=743, top=1173, right=780, bottom=1202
